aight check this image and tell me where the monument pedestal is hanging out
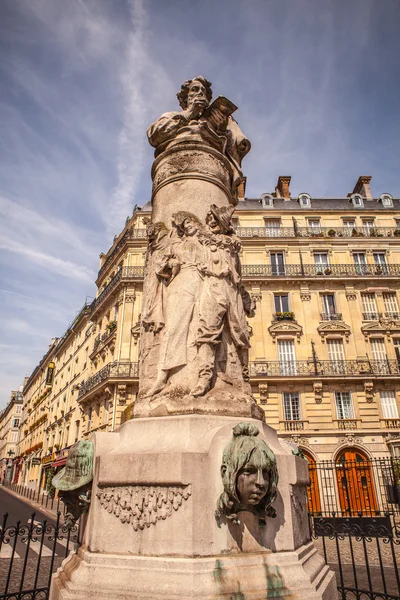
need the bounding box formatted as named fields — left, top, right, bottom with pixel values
left=50, top=416, right=337, bottom=600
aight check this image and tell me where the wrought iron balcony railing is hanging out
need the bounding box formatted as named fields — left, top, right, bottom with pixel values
left=91, top=266, right=144, bottom=313
left=248, top=359, right=400, bottom=378
left=78, top=361, right=139, bottom=399
left=385, top=312, right=400, bottom=320
left=320, top=313, right=343, bottom=321
left=241, top=263, right=400, bottom=278
left=235, top=226, right=400, bottom=239
left=362, top=312, right=382, bottom=320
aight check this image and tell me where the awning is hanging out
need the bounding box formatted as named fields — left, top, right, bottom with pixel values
left=51, top=457, right=67, bottom=469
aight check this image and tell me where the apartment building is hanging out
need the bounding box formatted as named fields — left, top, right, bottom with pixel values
left=8, top=174, right=400, bottom=492
left=0, top=389, right=23, bottom=483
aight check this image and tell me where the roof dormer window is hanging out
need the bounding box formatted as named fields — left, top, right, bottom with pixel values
left=260, top=193, right=274, bottom=208
left=350, top=194, right=364, bottom=208
left=298, top=193, right=311, bottom=207
left=380, top=193, right=393, bottom=208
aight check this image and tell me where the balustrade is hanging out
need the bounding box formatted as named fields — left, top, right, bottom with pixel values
left=78, top=362, right=139, bottom=399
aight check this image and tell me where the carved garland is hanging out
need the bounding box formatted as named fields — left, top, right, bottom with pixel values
left=97, top=485, right=192, bottom=530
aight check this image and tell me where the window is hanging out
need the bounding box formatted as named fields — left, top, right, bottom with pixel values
left=114, top=304, right=119, bottom=321
left=260, top=194, right=274, bottom=208
left=308, top=219, right=321, bottom=229
left=271, top=252, right=285, bottom=275
left=394, top=339, right=400, bottom=364
left=362, top=294, right=378, bottom=319
left=380, top=194, right=393, bottom=208
left=335, top=392, right=354, bottom=419
left=322, top=294, right=336, bottom=317
left=343, top=219, right=355, bottom=230
left=104, top=401, right=109, bottom=425
left=13, top=418, right=20, bottom=428
left=374, top=253, right=387, bottom=273
left=75, top=420, right=80, bottom=442
left=87, top=408, right=92, bottom=432
left=380, top=391, right=398, bottom=419
left=314, top=253, right=329, bottom=273
left=283, top=393, right=301, bottom=421
left=278, top=340, right=296, bottom=375
left=328, top=339, right=346, bottom=374
left=299, top=193, right=311, bottom=207
left=362, top=219, right=375, bottom=232
left=274, top=294, right=289, bottom=313
left=351, top=194, right=364, bottom=207
left=264, top=219, right=281, bottom=237
left=383, top=293, right=399, bottom=318
left=371, top=338, right=386, bottom=360
left=353, top=252, right=368, bottom=275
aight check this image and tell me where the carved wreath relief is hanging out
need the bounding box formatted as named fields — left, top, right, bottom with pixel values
left=216, top=423, right=278, bottom=526
left=97, top=485, right=192, bottom=530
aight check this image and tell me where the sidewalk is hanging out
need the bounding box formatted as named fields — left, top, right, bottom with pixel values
left=1, top=484, right=65, bottom=522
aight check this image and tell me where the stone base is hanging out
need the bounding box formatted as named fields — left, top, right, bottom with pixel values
left=134, top=388, right=265, bottom=420
left=51, top=542, right=337, bottom=600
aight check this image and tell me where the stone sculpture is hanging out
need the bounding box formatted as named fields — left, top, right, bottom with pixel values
left=135, top=77, right=262, bottom=419
left=52, top=440, right=93, bottom=529
left=216, top=422, right=279, bottom=526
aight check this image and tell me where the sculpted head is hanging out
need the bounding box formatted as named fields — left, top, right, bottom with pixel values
left=177, top=76, right=212, bottom=111
left=216, top=423, right=278, bottom=525
left=206, top=204, right=235, bottom=235
left=172, top=211, right=203, bottom=237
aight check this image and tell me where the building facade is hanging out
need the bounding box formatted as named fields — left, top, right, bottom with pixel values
left=6, top=174, right=400, bottom=492
left=0, top=389, right=23, bottom=483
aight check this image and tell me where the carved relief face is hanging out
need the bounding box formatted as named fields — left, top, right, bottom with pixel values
left=187, top=80, right=209, bottom=110
left=205, top=211, right=222, bottom=234
left=182, top=218, right=199, bottom=237
left=236, top=448, right=269, bottom=507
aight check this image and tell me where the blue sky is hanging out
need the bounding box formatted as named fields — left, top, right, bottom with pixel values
left=1, top=0, right=399, bottom=408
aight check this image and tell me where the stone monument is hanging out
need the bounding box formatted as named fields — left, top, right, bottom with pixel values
left=50, top=77, right=337, bottom=600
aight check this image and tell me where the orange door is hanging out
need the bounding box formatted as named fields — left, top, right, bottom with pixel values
left=336, top=449, right=378, bottom=515
left=304, top=450, right=321, bottom=514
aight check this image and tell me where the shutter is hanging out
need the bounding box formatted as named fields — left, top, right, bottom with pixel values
left=278, top=340, right=296, bottom=375
left=362, top=294, right=377, bottom=313
left=328, top=339, right=345, bottom=361
left=371, top=339, right=386, bottom=361
left=383, top=293, right=398, bottom=314
left=380, top=392, right=399, bottom=419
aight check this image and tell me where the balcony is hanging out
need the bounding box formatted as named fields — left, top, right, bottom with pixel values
left=281, top=420, right=308, bottom=432
left=78, top=361, right=139, bottom=400
left=383, top=419, right=400, bottom=430
left=385, top=312, right=400, bottom=320
left=235, top=226, right=400, bottom=239
left=320, top=313, right=343, bottom=321
left=363, top=312, right=381, bottom=321
left=91, top=266, right=144, bottom=314
left=335, top=419, right=359, bottom=430
left=248, top=359, right=400, bottom=378
left=241, top=264, right=400, bottom=279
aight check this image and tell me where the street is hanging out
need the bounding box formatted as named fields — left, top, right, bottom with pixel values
left=0, top=487, right=56, bottom=525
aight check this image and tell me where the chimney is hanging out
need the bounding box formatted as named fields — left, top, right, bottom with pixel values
left=350, top=176, right=373, bottom=200
left=237, top=177, right=246, bottom=201
left=275, top=176, right=291, bottom=200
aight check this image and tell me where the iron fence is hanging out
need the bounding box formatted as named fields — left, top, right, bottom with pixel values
left=0, top=511, right=78, bottom=600
left=309, top=513, right=400, bottom=600
left=248, top=359, right=400, bottom=378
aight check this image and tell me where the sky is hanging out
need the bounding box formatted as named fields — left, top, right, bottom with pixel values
left=0, top=0, right=399, bottom=408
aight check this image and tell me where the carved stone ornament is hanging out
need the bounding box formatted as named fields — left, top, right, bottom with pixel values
left=345, top=291, right=357, bottom=301
left=250, top=293, right=262, bottom=303
left=117, top=384, right=127, bottom=405
left=317, top=321, right=351, bottom=343
left=258, top=383, right=268, bottom=405
left=268, top=320, right=303, bottom=343
left=364, top=381, right=374, bottom=402
left=338, top=434, right=364, bottom=447
left=131, top=322, right=141, bottom=345
left=96, top=485, right=192, bottom=530
left=313, top=382, right=323, bottom=404
left=300, top=290, right=311, bottom=301
left=290, top=435, right=310, bottom=447
left=361, top=318, right=400, bottom=341
left=215, top=423, right=278, bottom=526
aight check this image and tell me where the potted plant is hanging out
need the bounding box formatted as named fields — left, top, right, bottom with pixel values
left=324, top=267, right=332, bottom=275
left=394, top=229, right=400, bottom=237
left=106, top=320, right=117, bottom=333
left=328, top=229, right=336, bottom=237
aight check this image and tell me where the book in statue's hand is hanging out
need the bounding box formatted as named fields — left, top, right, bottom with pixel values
left=203, top=96, right=238, bottom=119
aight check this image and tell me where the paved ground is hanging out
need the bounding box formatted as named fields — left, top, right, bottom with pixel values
left=0, top=487, right=76, bottom=597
